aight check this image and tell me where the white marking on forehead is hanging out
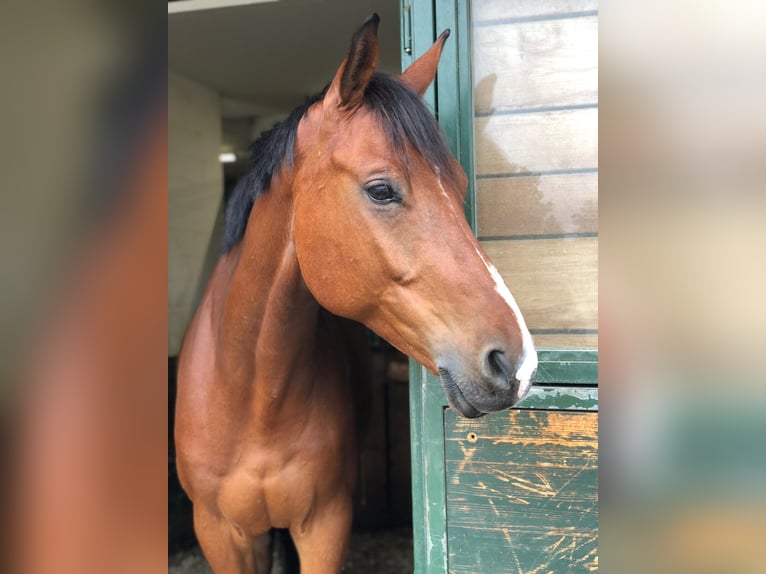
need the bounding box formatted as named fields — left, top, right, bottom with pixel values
left=434, top=169, right=449, bottom=198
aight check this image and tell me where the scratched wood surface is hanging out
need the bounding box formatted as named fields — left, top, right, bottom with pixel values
left=445, top=409, right=598, bottom=573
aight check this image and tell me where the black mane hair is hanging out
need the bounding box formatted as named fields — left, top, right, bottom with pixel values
left=221, top=73, right=458, bottom=253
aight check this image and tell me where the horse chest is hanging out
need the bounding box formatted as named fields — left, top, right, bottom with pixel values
left=217, top=425, right=356, bottom=534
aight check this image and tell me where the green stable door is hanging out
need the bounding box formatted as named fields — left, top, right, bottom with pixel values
left=403, top=1, right=599, bottom=572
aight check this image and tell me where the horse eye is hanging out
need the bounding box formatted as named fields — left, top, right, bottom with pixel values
left=365, top=183, right=400, bottom=205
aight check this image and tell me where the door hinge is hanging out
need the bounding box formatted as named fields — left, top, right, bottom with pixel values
left=402, top=3, right=413, bottom=55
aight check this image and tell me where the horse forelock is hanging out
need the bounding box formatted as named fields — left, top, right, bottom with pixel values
left=363, top=74, right=461, bottom=187
left=221, top=73, right=459, bottom=253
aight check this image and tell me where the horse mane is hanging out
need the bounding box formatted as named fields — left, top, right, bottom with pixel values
left=221, top=73, right=458, bottom=253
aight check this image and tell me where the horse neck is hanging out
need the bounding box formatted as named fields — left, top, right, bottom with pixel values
left=216, top=174, right=324, bottom=415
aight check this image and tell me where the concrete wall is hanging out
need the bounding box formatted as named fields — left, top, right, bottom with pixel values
left=168, top=71, right=223, bottom=355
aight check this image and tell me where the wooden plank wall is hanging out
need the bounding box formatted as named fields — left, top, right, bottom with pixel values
left=473, top=1, right=598, bottom=350
left=441, top=8, right=600, bottom=571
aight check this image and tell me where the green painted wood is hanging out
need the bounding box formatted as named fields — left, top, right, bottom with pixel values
left=408, top=360, right=451, bottom=573
left=401, top=0, right=437, bottom=110
left=445, top=409, right=599, bottom=573
left=538, top=349, right=598, bottom=364
left=518, top=385, right=598, bottom=411
left=410, top=349, right=598, bottom=574
left=435, top=0, right=476, bottom=229
left=536, top=349, right=598, bottom=386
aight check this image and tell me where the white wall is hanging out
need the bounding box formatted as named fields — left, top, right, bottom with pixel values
left=168, top=71, right=223, bottom=355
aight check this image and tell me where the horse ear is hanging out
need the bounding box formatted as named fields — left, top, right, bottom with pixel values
left=327, top=13, right=380, bottom=111
left=400, top=29, right=450, bottom=97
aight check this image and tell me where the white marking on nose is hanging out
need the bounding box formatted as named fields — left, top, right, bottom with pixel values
left=484, top=260, right=538, bottom=383
left=434, top=167, right=537, bottom=383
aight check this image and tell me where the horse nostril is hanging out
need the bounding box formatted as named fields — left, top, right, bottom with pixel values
left=486, top=349, right=512, bottom=380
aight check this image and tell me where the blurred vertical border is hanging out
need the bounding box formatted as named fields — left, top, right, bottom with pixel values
left=600, top=1, right=766, bottom=571
left=1, top=2, right=168, bottom=573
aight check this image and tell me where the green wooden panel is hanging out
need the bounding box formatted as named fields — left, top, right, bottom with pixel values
left=401, top=0, right=437, bottom=109
left=409, top=361, right=451, bottom=573
left=519, top=386, right=598, bottom=411
left=445, top=409, right=599, bottom=573
left=434, top=0, right=476, bottom=229
left=410, top=351, right=597, bottom=572
left=535, top=349, right=598, bottom=386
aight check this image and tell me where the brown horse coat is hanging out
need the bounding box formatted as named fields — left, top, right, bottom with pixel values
left=175, top=14, right=536, bottom=573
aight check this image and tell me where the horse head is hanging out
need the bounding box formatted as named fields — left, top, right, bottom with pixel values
left=291, top=14, right=537, bottom=418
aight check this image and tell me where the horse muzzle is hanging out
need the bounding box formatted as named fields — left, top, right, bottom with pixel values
left=437, top=347, right=537, bottom=418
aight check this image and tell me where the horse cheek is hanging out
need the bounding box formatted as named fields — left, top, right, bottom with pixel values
left=293, top=217, right=357, bottom=319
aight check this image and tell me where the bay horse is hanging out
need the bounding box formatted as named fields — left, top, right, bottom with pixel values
left=175, top=14, right=537, bottom=574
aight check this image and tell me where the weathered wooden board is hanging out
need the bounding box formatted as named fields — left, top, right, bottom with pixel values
left=445, top=409, right=598, bottom=573
left=475, top=108, right=598, bottom=176
left=480, top=238, right=598, bottom=331
left=529, top=350, right=598, bottom=386
left=533, top=333, right=598, bottom=350
left=519, top=386, right=598, bottom=411
left=473, top=16, right=598, bottom=113
left=477, top=173, right=598, bottom=238
left=473, top=0, right=598, bottom=23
